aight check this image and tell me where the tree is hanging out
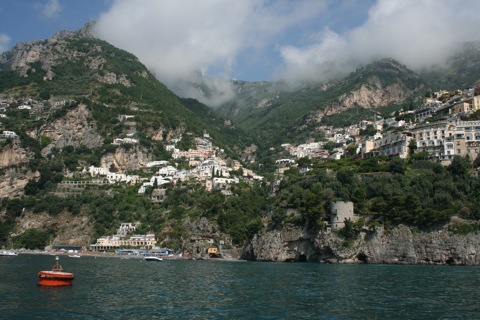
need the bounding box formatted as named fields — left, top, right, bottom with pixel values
left=345, top=144, right=357, bottom=158
left=13, top=228, right=49, bottom=250
left=448, top=156, right=471, bottom=177
left=359, top=124, right=377, bottom=137
left=297, top=157, right=311, bottom=168
left=323, top=141, right=337, bottom=152
left=389, top=157, right=406, bottom=174
left=336, top=168, right=354, bottom=184
left=408, top=139, right=417, bottom=155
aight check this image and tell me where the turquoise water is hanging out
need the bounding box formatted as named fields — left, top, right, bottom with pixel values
left=1, top=254, right=479, bottom=319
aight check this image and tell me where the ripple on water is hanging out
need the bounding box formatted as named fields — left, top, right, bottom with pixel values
left=1, top=256, right=480, bottom=319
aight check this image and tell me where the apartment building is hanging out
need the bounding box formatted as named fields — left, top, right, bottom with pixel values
left=409, top=121, right=455, bottom=160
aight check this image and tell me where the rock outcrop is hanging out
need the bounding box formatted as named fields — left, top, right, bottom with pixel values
left=0, top=167, right=38, bottom=199
left=29, top=104, right=104, bottom=154
left=244, top=224, right=480, bottom=265
left=13, top=211, right=94, bottom=246
left=0, top=141, right=32, bottom=168
left=338, top=79, right=415, bottom=109
left=100, top=145, right=150, bottom=172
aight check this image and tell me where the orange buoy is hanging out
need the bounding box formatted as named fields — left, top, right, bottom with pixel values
left=38, top=256, right=75, bottom=286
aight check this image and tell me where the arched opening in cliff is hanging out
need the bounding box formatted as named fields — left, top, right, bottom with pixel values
left=242, top=250, right=255, bottom=261
left=297, top=254, right=307, bottom=262
left=356, top=252, right=368, bottom=263
left=317, top=247, right=336, bottom=262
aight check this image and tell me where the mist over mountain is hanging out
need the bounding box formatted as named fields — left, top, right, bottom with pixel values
left=88, top=1, right=480, bottom=108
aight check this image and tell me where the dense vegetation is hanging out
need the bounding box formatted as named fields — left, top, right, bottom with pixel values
left=1, top=153, right=479, bottom=250
left=273, top=156, right=480, bottom=232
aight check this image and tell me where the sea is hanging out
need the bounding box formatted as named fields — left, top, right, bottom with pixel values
left=1, top=254, right=479, bottom=320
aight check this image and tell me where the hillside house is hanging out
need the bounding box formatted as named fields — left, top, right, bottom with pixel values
left=410, top=121, right=455, bottom=160
left=151, top=188, right=167, bottom=203
left=443, top=120, right=480, bottom=163
left=89, top=166, right=110, bottom=176
left=1, top=130, right=17, bottom=137
left=117, top=222, right=140, bottom=237
left=146, top=160, right=169, bottom=168
left=158, top=166, right=178, bottom=176
left=372, top=131, right=412, bottom=159
left=112, top=137, right=138, bottom=145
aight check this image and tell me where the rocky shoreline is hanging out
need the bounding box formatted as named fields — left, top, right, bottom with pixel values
left=244, top=224, right=480, bottom=265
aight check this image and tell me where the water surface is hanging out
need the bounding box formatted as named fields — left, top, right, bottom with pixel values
left=1, top=254, right=479, bottom=319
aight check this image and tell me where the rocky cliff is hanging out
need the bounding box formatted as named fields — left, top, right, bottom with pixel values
left=337, top=78, right=416, bottom=110
left=0, top=25, right=95, bottom=78
left=28, top=104, right=104, bottom=154
left=0, top=141, right=32, bottom=167
left=12, top=210, right=94, bottom=246
left=100, top=145, right=150, bottom=172
left=244, top=223, right=480, bottom=265
left=0, top=167, right=38, bottom=199
left=0, top=141, right=36, bottom=198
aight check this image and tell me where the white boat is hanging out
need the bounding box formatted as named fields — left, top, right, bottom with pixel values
left=68, top=254, right=81, bottom=258
left=0, top=250, right=18, bottom=256
left=144, top=256, right=163, bottom=262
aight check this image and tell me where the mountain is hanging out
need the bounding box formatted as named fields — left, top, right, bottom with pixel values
left=0, top=24, right=251, bottom=160
left=215, top=41, right=480, bottom=150
left=218, top=58, right=424, bottom=147
left=420, top=40, right=480, bottom=91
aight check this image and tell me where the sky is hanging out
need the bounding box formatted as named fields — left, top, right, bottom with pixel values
left=1, top=0, right=480, bottom=106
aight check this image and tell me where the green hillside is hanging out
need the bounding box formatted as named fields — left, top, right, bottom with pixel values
left=219, top=59, right=424, bottom=149
left=0, top=34, right=251, bottom=158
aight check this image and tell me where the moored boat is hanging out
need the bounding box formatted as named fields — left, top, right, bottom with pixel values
left=144, top=256, right=163, bottom=262
left=0, top=250, right=17, bottom=256
left=38, top=256, right=75, bottom=286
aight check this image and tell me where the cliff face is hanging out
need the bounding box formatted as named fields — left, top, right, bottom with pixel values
left=12, top=211, right=94, bottom=246
left=0, top=27, right=95, bottom=78
left=28, top=104, right=104, bottom=154
left=0, top=141, right=32, bottom=167
left=0, top=167, right=38, bottom=199
left=244, top=224, right=480, bottom=265
left=100, top=145, right=150, bottom=172
left=338, top=78, right=416, bottom=109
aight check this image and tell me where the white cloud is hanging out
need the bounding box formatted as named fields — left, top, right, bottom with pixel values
left=41, top=0, right=62, bottom=18
left=93, top=0, right=327, bottom=106
left=0, top=33, right=11, bottom=53
left=277, top=0, right=480, bottom=84
left=93, top=0, right=480, bottom=102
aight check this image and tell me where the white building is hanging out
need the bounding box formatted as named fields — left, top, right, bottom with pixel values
left=158, top=166, right=178, bottom=176
left=89, top=166, right=109, bottom=176
left=146, top=160, right=169, bottom=168
left=1, top=131, right=17, bottom=138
